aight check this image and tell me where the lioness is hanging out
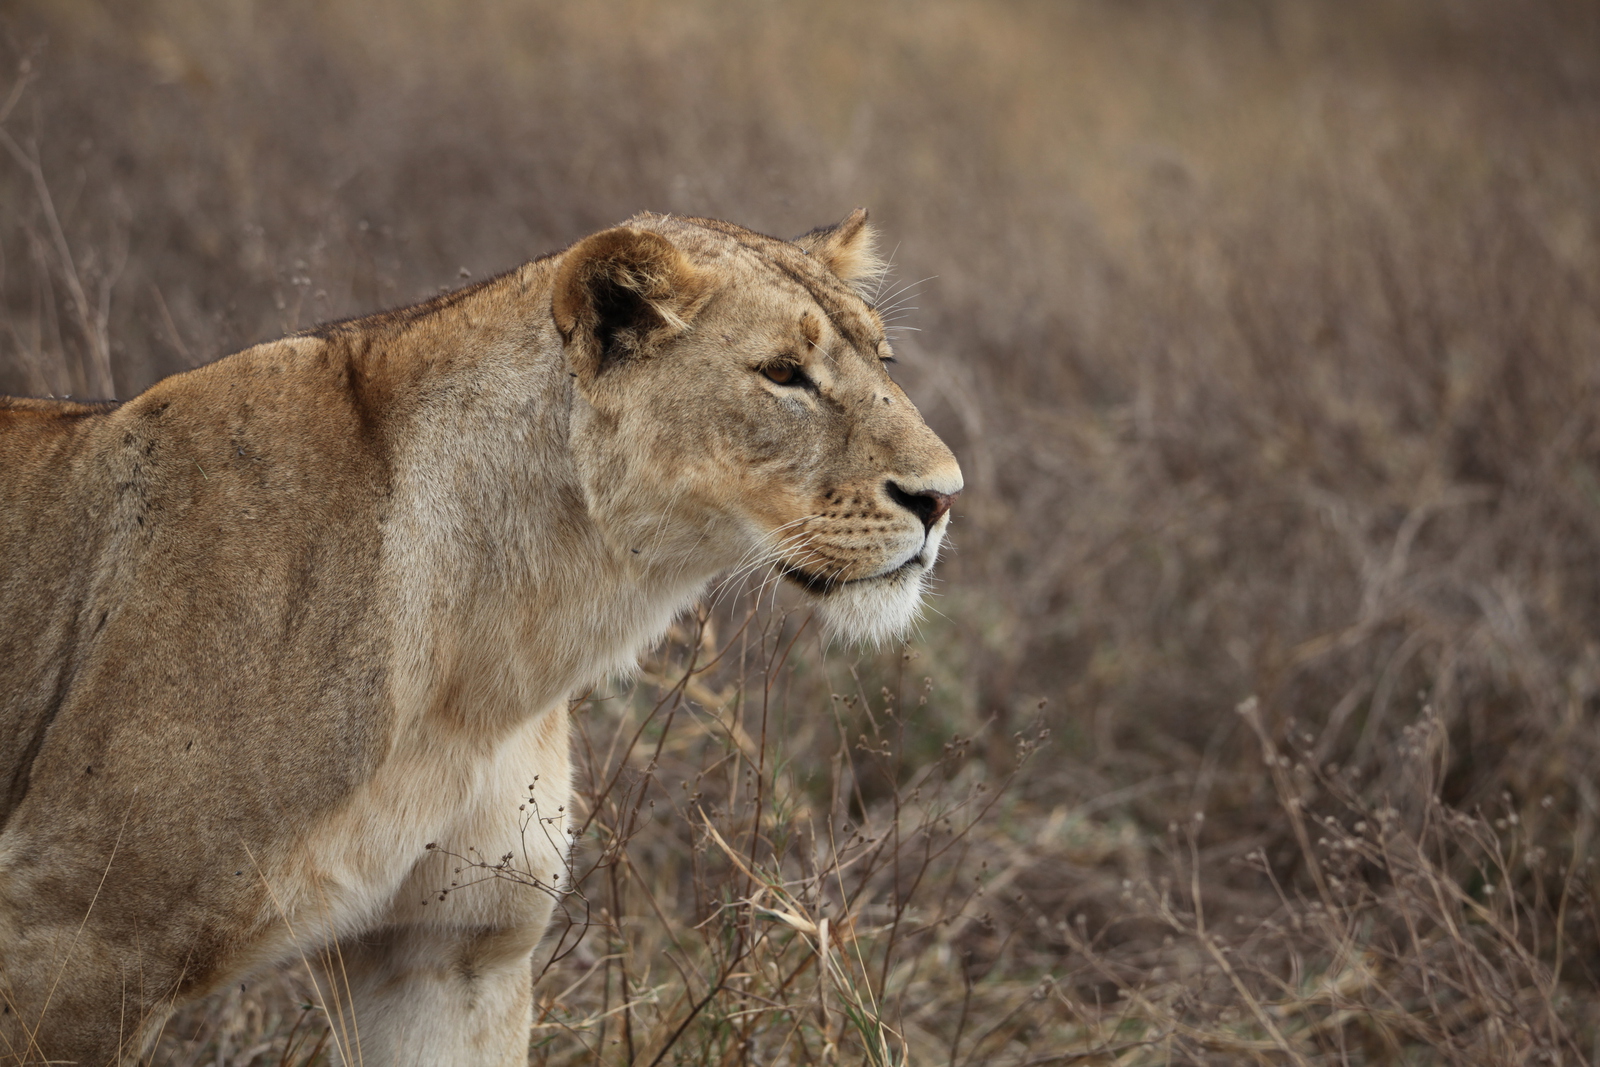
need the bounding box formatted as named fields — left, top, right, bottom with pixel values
left=0, top=211, right=960, bottom=1065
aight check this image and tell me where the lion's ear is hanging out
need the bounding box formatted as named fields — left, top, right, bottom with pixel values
left=552, top=227, right=706, bottom=380
left=793, top=208, right=885, bottom=296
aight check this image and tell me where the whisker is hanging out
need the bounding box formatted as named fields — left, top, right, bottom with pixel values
left=872, top=275, right=935, bottom=313
left=707, top=526, right=814, bottom=607
left=868, top=243, right=904, bottom=304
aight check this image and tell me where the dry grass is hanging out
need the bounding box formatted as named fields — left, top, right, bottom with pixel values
left=4, top=0, right=1600, bottom=1063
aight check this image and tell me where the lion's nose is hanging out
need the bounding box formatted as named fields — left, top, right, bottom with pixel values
left=886, top=480, right=958, bottom=532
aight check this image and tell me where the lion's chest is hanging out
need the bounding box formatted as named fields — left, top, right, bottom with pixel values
left=256, top=705, right=574, bottom=951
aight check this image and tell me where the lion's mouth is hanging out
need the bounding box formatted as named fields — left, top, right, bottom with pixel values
left=782, top=552, right=923, bottom=595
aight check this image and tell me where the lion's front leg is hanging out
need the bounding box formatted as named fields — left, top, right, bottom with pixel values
left=317, top=708, right=573, bottom=1067
left=318, top=921, right=545, bottom=1067
left=318, top=846, right=566, bottom=1067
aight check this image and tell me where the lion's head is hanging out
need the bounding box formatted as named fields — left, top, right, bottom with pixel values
left=550, top=210, right=962, bottom=644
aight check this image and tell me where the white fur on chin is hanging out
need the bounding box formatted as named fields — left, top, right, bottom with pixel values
left=815, top=565, right=932, bottom=647
left=815, top=520, right=949, bottom=646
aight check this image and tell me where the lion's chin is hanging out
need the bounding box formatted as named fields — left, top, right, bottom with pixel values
left=811, top=563, right=931, bottom=647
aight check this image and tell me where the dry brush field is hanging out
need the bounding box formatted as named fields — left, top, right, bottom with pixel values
left=3, top=1, right=1600, bottom=1063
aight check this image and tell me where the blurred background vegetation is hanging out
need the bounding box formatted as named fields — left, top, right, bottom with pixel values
left=4, top=1, right=1600, bottom=1063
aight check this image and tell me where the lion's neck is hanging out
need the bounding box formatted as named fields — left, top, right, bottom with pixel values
left=370, top=310, right=716, bottom=734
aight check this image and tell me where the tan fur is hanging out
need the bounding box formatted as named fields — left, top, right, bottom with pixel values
left=0, top=212, right=961, bottom=1065
left=793, top=208, right=886, bottom=296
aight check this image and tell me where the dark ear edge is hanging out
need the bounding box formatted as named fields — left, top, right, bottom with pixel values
left=552, top=227, right=706, bottom=380
left=793, top=208, right=885, bottom=295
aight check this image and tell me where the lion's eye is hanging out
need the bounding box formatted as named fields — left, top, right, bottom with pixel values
left=762, top=364, right=802, bottom=386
